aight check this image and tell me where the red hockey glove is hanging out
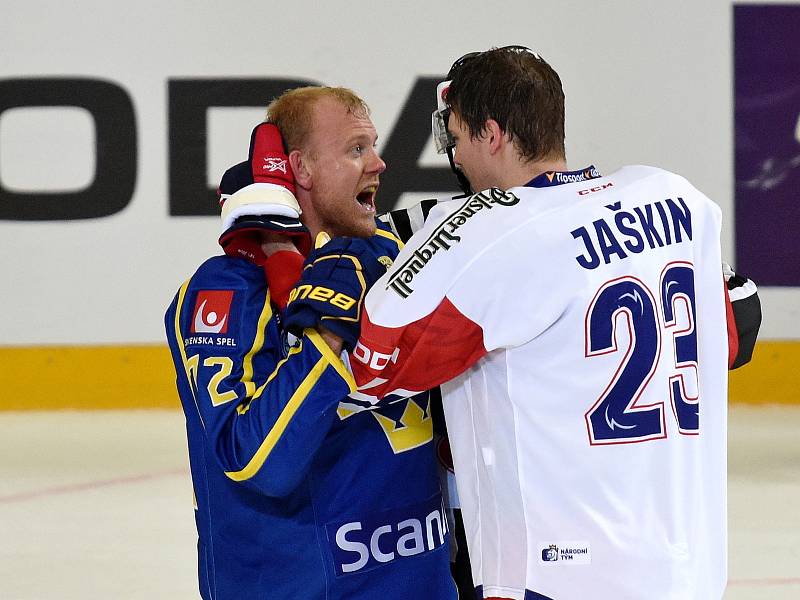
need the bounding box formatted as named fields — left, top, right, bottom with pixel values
left=263, top=250, right=305, bottom=311
left=217, top=122, right=311, bottom=263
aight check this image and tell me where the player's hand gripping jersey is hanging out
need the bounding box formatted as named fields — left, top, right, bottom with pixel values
left=165, top=220, right=455, bottom=600
left=351, top=166, right=734, bottom=600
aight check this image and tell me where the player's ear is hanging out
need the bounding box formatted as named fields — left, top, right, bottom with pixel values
left=289, top=149, right=312, bottom=190
left=485, top=119, right=505, bottom=155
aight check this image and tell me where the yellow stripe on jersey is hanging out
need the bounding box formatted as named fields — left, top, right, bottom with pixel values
left=305, top=328, right=356, bottom=392
left=174, top=279, right=206, bottom=429
left=336, top=405, right=358, bottom=420
left=240, top=289, right=274, bottom=399
left=224, top=354, right=330, bottom=482
left=374, top=227, right=404, bottom=250
left=239, top=342, right=306, bottom=415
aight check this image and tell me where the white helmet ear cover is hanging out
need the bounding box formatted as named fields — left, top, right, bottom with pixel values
left=432, top=79, right=455, bottom=154
left=436, top=80, right=451, bottom=111
left=220, top=183, right=302, bottom=234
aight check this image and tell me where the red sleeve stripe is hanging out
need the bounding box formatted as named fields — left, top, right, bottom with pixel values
left=724, top=278, right=739, bottom=370
left=352, top=297, right=487, bottom=398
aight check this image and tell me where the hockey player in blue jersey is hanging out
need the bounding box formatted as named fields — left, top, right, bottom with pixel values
left=164, top=87, right=456, bottom=600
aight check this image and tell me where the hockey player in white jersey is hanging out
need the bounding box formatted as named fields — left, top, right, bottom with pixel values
left=285, top=46, right=741, bottom=599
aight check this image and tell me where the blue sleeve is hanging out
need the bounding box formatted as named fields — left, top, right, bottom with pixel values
left=165, top=258, right=355, bottom=497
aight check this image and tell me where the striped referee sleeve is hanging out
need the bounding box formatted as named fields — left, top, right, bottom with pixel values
left=379, top=198, right=440, bottom=243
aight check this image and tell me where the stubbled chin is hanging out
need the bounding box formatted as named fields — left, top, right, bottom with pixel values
left=332, top=215, right=376, bottom=239
left=358, top=216, right=378, bottom=238
left=360, top=218, right=378, bottom=237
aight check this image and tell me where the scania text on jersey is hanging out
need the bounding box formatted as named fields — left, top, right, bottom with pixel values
left=327, top=495, right=448, bottom=575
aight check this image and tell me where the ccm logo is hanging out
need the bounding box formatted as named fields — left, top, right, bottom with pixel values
left=288, top=284, right=356, bottom=310
left=353, top=342, right=399, bottom=371
left=578, top=181, right=614, bottom=195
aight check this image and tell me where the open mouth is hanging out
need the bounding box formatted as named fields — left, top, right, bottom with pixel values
left=356, top=185, right=377, bottom=212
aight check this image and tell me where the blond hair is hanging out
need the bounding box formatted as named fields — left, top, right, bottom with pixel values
left=266, top=86, right=370, bottom=151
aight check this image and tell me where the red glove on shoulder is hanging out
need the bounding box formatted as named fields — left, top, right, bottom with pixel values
left=217, top=122, right=311, bottom=264
left=263, top=250, right=305, bottom=311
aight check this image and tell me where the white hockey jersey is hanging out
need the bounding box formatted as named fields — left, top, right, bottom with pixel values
left=350, top=165, right=732, bottom=600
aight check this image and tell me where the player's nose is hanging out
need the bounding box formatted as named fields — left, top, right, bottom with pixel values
left=367, top=148, right=386, bottom=175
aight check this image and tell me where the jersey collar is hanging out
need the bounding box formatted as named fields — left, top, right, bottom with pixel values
left=524, top=165, right=601, bottom=188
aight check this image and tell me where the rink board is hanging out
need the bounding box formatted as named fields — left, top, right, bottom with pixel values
left=0, top=341, right=796, bottom=410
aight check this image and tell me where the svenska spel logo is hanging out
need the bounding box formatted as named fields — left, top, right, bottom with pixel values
left=192, top=290, right=234, bottom=334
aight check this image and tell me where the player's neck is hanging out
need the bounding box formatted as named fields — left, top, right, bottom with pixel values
left=295, top=189, right=327, bottom=241
left=498, top=156, right=568, bottom=190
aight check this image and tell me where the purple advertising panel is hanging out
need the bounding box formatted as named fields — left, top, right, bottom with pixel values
left=734, top=4, right=800, bottom=286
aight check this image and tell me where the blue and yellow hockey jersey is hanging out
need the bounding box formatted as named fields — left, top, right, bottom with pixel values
left=164, top=224, right=456, bottom=600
